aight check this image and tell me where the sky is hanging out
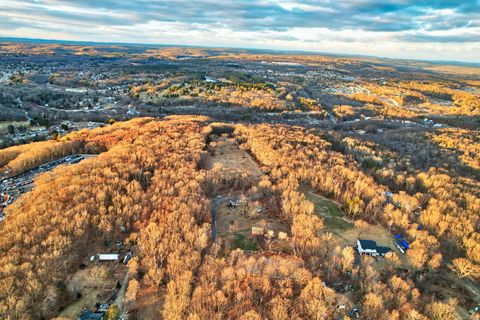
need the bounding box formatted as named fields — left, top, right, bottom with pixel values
left=0, top=0, right=479, bottom=62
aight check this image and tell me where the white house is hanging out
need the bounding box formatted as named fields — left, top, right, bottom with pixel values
left=357, top=239, right=391, bottom=257
left=357, top=239, right=378, bottom=256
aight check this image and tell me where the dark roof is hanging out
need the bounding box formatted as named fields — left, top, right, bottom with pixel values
left=78, top=311, right=104, bottom=320
left=358, top=239, right=377, bottom=250
left=377, top=246, right=391, bottom=254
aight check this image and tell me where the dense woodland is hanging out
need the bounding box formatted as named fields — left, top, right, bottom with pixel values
left=0, top=117, right=210, bottom=319
left=0, top=116, right=478, bottom=319
left=131, top=80, right=328, bottom=115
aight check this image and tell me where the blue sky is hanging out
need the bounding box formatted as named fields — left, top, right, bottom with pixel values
left=0, top=0, right=479, bottom=62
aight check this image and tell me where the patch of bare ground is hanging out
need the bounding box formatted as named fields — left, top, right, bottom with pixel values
left=203, top=133, right=289, bottom=253
left=203, top=134, right=262, bottom=181
left=215, top=198, right=290, bottom=252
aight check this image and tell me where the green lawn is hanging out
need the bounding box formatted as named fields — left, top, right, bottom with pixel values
left=304, top=190, right=353, bottom=234
left=231, top=232, right=259, bottom=251
left=59, top=288, right=98, bottom=319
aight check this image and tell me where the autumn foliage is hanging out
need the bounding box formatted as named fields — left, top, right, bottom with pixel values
left=0, top=116, right=473, bottom=319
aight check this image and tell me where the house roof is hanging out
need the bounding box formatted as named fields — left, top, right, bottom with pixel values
left=78, top=311, right=104, bottom=320
left=377, top=246, right=391, bottom=254
left=358, top=239, right=377, bottom=250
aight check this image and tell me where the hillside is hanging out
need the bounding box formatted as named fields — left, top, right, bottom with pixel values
left=0, top=116, right=478, bottom=319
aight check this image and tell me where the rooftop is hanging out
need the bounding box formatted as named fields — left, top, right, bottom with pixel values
left=358, top=239, right=377, bottom=250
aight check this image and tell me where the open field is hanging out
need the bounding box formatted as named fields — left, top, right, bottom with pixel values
left=205, top=134, right=289, bottom=253
left=204, top=135, right=263, bottom=178
left=0, top=121, right=30, bottom=134
left=59, top=287, right=98, bottom=319
left=303, top=189, right=353, bottom=234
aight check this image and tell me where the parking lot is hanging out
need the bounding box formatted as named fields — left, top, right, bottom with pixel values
left=0, top=154, right=97, bottom=221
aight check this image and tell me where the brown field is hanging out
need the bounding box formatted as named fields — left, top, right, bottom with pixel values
left=204, top=135, right=263, bottom=178
left=59, top=287, right=98, bottom=319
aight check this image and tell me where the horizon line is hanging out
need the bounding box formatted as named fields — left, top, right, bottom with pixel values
left=1, top=36, right=479, bottom=67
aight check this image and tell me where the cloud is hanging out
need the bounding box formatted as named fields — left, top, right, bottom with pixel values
left=400, top=27, right=480, bottom=43
left=0, top=0, right=479, bottom=61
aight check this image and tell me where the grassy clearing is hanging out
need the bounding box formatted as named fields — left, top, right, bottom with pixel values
left=304, top=190, right=353, bottom=234
left=304, top=189, right=414, bottom=268
left=231, top=233, right=258, bottom=251
left=59, top=288, right=97, bottom=319
left=0, top=121, right=30, bottom=134
left=204, top=136, right=263, bottom=178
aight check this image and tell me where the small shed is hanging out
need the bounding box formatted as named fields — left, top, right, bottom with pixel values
left=96, top=303, right=110, bottom=313
left=278, top=232, right=288, bottom=240
left=265, top=229, right=275, bottom=239
left=123, top=252, right=132, bottom=264
left=251, top=227, right=264, bottom=236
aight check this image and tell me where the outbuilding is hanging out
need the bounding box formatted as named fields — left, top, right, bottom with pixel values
left=97, top=254, right=119, bottom=261
left=395, top=238, right=409, bottom=254
left=251, top=227, right=264, bottom=236
left=123, top=252, right=132, bottom=264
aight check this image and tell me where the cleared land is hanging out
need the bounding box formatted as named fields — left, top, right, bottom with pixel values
left=59, top=263, right=126, bottom=319
left=204, top=135, right=262, bottom=179
left=303, top=189, right=353, bottom=234
left=205, top=134, right=288, bottom=253
left=305, top=189, right=414, bottom=269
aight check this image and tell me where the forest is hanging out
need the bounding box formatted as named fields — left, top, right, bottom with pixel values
left=0, top=116, right=478, bottom=320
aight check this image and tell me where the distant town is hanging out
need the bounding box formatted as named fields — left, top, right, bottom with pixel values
left=0, top=41, right=479, bottom=320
